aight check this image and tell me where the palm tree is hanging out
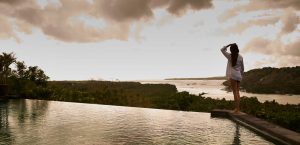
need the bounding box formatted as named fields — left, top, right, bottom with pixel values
left=0, top=52, right=16, bottom=84
left=15, top=61, right=27, bottom=79
left=27, top=66, right=38, bottom=82
left=26, top=66, right=49, bottom=85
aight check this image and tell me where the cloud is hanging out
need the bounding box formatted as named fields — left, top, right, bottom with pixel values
left=93, top=0, right=154, bottom=22
left=223, top=9, right=299, bottom=35
left=285, top=37, right=300, bottom=56
left=220, top=0, right=300, bottom=21
left=222, top=0, right=300, bottom=67
left=244, top=36, right=300, bottom=57
left=243, top=37, right=282, bottom=55
left=220, top=0, right=300, bottom=35
left=150, top=0, right=213, bottom=15
left=253, top=55, right=300, bottom=68
left=276, top=55, right=300, bottom=67
left=0, top=0, right=213, bottom=42
left=0, top=0, right=27, bottom=5
left=243, top=36, right=300, bottom=66
left=0, top=15, right=20, bottom=42
left=166, top=0, right=213, bottom=15
left=280, top=9, right=300, bottom=35
left=224, top=17, right=279, bottom=34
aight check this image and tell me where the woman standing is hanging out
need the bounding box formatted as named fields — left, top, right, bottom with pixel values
left=221, top=43, right=244, bottom=113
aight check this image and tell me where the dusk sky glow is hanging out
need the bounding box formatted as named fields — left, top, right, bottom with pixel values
left=0, top=0, right=299, bottom=80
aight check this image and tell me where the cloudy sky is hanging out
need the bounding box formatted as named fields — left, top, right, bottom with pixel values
left=0, top=0, right=299, bottom=80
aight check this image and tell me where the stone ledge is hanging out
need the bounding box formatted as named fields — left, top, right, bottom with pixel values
left=211, top=109, right=300, bottom=145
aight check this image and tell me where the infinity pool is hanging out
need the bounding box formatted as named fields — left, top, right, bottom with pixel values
left=0, top=99, right=274, bottom=145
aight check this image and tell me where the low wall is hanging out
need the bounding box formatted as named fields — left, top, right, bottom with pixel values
left=211, top=109, right=300, bottom=145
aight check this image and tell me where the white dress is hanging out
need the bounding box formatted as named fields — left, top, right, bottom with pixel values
left=221, top=46, right=244, bottom=81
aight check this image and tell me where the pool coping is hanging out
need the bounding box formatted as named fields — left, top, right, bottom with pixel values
left=211, top=109, right=300, bottom=145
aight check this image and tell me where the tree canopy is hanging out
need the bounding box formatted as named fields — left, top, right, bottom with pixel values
left=0, top=52, right=49, bottom=95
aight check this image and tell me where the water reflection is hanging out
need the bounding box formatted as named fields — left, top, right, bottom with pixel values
left=17, top=99, right=26, bottom=125
left=0, top=99, right=274, bottom=145
left=233, top=124, right=241, bottom=145
left=0, top=100, right=13, bottom=145
left=0, top=99, right=49, bottom=145
left=10, top=99, right=49, bottom=126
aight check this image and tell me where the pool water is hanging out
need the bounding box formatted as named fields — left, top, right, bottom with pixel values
left=0, top=99, right=274, bottom=145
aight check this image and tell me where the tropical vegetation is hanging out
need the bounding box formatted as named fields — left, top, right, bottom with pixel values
left=0, top=52, right=49, bottom=96
left=0, top=52, right=299, bottom=133
left=223, top=67, right=300, bottom=94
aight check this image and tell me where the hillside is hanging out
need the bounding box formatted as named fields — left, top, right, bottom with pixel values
left=223, top=66, right=300, bottom=94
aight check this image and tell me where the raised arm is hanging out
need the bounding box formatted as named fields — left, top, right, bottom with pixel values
left=221, top=45, right=230, bottom=59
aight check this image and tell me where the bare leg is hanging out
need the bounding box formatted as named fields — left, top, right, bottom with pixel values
left=236, top=81, right=240, bottom=113
left=230, top=79, right=238, bottom=112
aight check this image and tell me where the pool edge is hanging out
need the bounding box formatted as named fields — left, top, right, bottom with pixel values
left=211, top=109, right=300, bottom=145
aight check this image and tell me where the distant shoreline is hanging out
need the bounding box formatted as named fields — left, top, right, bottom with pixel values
left=165, top=76, right=226, bottom=80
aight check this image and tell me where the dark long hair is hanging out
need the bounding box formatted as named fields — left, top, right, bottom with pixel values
left=230, top=44, right=239, bottom=67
